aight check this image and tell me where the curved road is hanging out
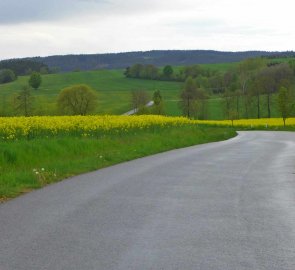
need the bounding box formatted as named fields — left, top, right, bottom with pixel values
left=1, top=131, right=295, bottom=270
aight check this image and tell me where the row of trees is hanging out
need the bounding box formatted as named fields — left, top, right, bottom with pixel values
left=179, top=77, right=208, bottom=119
left=221, top=59, right=294, bottom=120
left=124, top=64, right=217, bottom=82
left=126, top=58, right=295, bottom=120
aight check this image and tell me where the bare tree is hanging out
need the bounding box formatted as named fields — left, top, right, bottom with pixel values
left=14, top=85, right=34, bottom=116
left=131, top=90, right=150, bottom=114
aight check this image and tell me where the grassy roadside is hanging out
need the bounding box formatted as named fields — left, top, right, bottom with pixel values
left=0, top=126, right=236, bottom=202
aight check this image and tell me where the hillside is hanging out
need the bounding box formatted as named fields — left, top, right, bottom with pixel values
left=0, top=69, right=183, bottom=116
left=28, top=50, right=295, bottom=72
left=0, top=63, right=291, bottom=120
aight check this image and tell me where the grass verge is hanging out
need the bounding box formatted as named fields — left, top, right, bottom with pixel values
left=0, top=125, right=236, bottom=202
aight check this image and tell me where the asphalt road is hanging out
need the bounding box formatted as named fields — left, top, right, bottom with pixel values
left=1, top=131, right=295, bottom=270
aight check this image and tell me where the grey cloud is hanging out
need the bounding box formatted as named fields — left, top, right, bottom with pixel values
left=0, top=0, right=109, bottom=24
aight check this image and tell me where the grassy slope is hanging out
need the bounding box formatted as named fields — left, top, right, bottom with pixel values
left=0, top=70, right=183, bottom=116
left=0, top=126, right=236, bottom=201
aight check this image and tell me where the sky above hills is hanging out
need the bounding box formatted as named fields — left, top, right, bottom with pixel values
left=0, top=0, right=294, bottom=60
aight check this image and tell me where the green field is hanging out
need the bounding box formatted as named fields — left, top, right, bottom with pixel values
left=0, top=69, right=183, bottom=116
left=0, top=60, right=292, bottom=119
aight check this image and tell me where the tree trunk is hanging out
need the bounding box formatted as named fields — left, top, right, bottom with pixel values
left=244, top=95, right=249, bottom=119
left=267, top=93, right=271, bottom=118
left=257, top=94, right=260, bottom=119
left=236, top=95, right=239, bottom=119
left=187, top=98, right=190, bottom=118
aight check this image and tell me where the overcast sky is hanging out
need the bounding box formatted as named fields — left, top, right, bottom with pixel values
left=0, top=0, right=294, bottom=60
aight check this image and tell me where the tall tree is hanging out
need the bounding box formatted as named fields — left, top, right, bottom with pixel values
left=14, top=85, right=34, bottom=116
left=179, top=77, right=197, bottom=118
left=131, top=90, right=150, bottom=113
left=195, top=88, right=208, bottom=120
left=163, top=65, right=174, bottom=79
left=152, top=90, right=164, bottom=115
left=238, top=58, right=266, bottom=118
left=277, top=87, right=293, bottom=127
left=223, top=89, right=235, bottom=119
left=250, top=79, right=262, bottom=119
left=255, top=63, right=293, bottom=118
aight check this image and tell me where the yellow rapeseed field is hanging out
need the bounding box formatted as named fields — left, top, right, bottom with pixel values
left=0, top=115, right=195, bottom=140
left=0, top=115, right=294, bottom=140
left=195, top=118, right=295, bottom=128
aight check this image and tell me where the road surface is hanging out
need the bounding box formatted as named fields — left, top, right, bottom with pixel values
left=1, top=131, right=295, bottom=270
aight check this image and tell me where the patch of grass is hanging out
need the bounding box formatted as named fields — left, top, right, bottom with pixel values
left=0, top=126, right=236, bottom=201
left=0, top=70, right=183, bottom=116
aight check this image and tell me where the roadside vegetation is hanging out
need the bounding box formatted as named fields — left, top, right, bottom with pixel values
left=0, top=115, right=236, bottom=201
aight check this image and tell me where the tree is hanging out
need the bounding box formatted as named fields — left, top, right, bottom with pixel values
left=14, top=85, right=34, bottom=116
left=235, top=89, right=242, bottom=119
left=194, top=88, right=208, bottom=120
left=0, top=69, right=16, bottom=84
left=57, top=84, right=98, bottom=115
left=255, top=63, right=292, bottom=118
left=29, top=72, right=42, bottom=90
left=229, top=110, right=239, bottom=126
left=277, top=87, right=293, bottom=127
left=238, top=58, right=266, bottom=118
left=131, top=90, right=150, bottom=114
left=163, top=65, right=174, bottom=79
left=183, top=65, right=202, bottom=79
left=152, top=90, right=164, bottom=115
left=223, top=89, right=235, bottom=119
left=250, top=79, right=262, bottom=119
left=179, top=77, right=197, bottom=118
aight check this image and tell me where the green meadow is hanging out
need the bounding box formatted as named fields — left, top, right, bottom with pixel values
left=0, top=69, right=183, bottom=116
left=0, top=60, right=292, bottom=119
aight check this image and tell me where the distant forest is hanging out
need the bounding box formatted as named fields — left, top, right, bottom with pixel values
left=0, top=50, right=295, bottom=75
left=7, top=50, right=294, bottom=72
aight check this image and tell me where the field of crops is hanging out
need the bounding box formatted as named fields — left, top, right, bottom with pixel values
left=195, top=118, right=295, bottom=128
left=1, top=115, right=294, bottom=141
left=0, top=115, right=196, bottom=140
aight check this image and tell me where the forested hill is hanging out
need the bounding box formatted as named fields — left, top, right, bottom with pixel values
left=17, top=50, right=295, bottom=72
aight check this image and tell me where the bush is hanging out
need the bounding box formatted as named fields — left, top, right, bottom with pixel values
left=28, top=72, right=42, bottom=89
